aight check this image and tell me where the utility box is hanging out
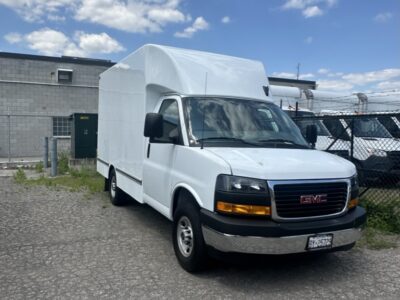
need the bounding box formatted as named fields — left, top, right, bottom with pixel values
left=70, top=113, right=98, bottom=159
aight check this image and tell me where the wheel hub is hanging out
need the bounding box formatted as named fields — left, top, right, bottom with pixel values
left=176, top=216, right=194, bottom=257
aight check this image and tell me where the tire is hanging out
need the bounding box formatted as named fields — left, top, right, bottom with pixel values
left=172, top=197, right=208, bottom=272
left=108, top=169, right=125, bottom=206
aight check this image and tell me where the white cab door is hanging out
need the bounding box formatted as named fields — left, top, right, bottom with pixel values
left=142, top=98, right=183, bottom=212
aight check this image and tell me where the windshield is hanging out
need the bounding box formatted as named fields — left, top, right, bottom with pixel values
left=344, top=118, right=393, bottom=138
left=377, top=116, right=400, bottom=138
left=182, top=97, right=309, bottom=148
left=285, top=110, right=330, bottom=136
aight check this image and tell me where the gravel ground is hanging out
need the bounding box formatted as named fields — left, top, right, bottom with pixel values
left=1, top=176, right=400, bottom=299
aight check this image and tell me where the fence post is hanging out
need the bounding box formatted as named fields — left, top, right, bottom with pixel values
left=350, top=119, right=354, bottom=160
left=43, top=137, right=49, bottom=168
left=50, top=138, right=57, bottom=177
left=7, top=114, right=11, bottom=163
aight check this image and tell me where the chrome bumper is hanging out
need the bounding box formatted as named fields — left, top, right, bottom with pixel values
left=202, top=226, right=363, bottom=255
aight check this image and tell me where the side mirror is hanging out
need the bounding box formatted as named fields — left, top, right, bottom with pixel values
left=305, top=124, right=318, bottom=147
left=144, top=113, right=163, bottom=139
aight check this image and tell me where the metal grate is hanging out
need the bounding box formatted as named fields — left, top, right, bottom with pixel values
left=274, top=182, right=348, bottom=218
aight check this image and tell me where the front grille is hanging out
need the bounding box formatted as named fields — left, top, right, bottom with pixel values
left=273, top=182, right=348, bottom=218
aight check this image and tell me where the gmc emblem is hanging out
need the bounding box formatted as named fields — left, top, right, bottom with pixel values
left=300, top=194, right=328, bottom=204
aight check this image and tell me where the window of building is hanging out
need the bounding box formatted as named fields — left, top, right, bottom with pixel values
left=57, top=69, right=73, bottom=83
left=53, top=117, right=71, bottom=137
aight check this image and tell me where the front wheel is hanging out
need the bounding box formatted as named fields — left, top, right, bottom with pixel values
left=173, top=200, right=208, bottom=272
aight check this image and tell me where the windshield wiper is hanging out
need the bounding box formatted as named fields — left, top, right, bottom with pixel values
left=256, top=138, right=310, bottom=149
left=197, top=137, right=261, bottom=146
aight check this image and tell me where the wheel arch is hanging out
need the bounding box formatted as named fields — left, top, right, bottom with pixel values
left=170, top=183, right=203, bottom=220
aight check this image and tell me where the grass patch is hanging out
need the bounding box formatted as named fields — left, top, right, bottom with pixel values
left=58, top=152, right=70, bottom=175
left=35, top=162, right=44, bottom=173
left=358, top=197, right=400, bottom=249
left=16, top=167, right=104, bottom=194
left=360, top=197, right=400, bottom=234
left=13, top=168, right=27, bottom=183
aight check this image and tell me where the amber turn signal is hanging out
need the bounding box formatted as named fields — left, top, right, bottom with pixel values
left=216, top=201, right=271, bottom=216
left=348, top=198, right=359, bottom=209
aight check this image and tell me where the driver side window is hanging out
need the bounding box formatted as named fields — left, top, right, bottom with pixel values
left=152, top=99, right=181, bottom=144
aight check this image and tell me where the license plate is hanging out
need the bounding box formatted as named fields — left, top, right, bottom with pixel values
left=306, top=234, right=333, bottom=250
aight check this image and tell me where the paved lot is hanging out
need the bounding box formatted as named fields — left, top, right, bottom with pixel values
left=1, top=177, right=400, bottom=299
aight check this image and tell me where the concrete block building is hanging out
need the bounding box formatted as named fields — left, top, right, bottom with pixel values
left=0, top=52, right=114, bottom=159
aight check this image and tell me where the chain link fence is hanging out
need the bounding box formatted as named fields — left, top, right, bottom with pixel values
left=0, top=114, right=71, bottom=163
left=292, top=112, right=400, bottom=206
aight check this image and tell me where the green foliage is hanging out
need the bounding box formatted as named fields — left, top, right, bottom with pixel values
left=35, top=162, right=44, bottom=173
left=360, top=197, right=400, bottom=234
left=19, top=167, right=103, bottom=194
left=13, top=168, right=27, bottom=183
left=58, top=152, right=70, bottom=175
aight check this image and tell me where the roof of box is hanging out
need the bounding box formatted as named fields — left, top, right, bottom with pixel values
left=106, top=44, right=269, bottom=100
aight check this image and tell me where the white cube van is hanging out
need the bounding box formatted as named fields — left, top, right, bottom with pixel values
left=97, top=45, right=366, bottom=272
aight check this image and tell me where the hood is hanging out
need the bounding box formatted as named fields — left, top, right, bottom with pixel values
left=206, top=148, right=356, bottom=180
left=356, top=137, right=400, bottom=151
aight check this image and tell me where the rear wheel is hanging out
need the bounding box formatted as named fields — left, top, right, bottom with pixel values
left=108, top=169, right=125, bottom=206
left=173, top=196, right=208, bottom=272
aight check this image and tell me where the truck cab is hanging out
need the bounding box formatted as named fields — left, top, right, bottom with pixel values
left=321, top=111, right=400, bottom=183
left=97, top=45, right=366, bottom=272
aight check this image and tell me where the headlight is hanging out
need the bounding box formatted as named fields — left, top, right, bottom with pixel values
left=216, top=175, right=268, bottom=194
left=215, top=175, right=270, bottom=217
left=367, top=148, right=387, bottom=157
left=348, top=174, right=359, bottom=209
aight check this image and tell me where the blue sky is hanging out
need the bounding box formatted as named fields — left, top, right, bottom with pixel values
left=0, top=0, right=399, bottom=92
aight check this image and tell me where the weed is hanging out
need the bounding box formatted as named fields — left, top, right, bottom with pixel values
left=35, top=162, right=44, bottom=173
left=58, top=152, right=70, bottom=175
left=13, top=168, right=27, bottom=183
left=19, top=167, right=103, bottom=194
left=360, top=197, right=400, bottom=234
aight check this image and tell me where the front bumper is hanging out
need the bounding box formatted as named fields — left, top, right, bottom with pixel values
left=201, top=206, right=366, bottom=255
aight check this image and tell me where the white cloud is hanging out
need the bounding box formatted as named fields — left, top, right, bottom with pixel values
left=342, top=69, right=400, bottom=85
left=374, top=12, right=393, bottom=23
left=47, top=14, right=67, bottom=22
left=318, top=79, right=354, bottom=91
left=25, top=28, right=72, bottom=56
left=300, top=73, right=315, bottom=79
left=302, top=6, right=323, bottom=18
left=75, top=0, right=187, bottom=33
left=305, top=36, right=313, bottom=44
left=282, top=0, right=313, bottom=10
left=75, top=31, right=125, bottom=54
left=4, top=28, right=125, bottom=56
left=271, top=72, right=314, bottom=80
left=272, top=72, right=297, bottom=79
left=4, top=32, right=22, bottom=44
left=327, top=72, right=343, bottom=77
left=0, top=0, right=187, bottom=33
left=174, top=16, right=209, bottom=38
left=148, top=8, right=186, bottom=25
left=281, top=0, right=335, bottom=18
left=0, top=0, right=72, bottom=22
left=376, top=81, right=400, bottom=91
left=221, top=16, right=230, bottom=24
left=318, top=68, right=330, bottom=74
left=274, top=67, right=400, bottom=92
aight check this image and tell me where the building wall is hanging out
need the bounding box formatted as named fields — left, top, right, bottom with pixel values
left=0, top=56, right=111, bottom=158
